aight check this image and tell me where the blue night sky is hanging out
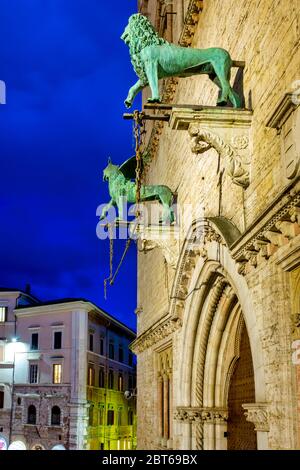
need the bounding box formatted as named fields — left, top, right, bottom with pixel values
left=0, top=1, right=140, bottom=330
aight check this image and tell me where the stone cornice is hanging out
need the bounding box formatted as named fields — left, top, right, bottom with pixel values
left=174, top=406, right=228, bottom=423
left=231, top=179, right=300, bottom=275
left=130, top=315, right=182, bottom=354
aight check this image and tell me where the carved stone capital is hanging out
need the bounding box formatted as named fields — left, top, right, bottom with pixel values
left=242, top=403, right=270, bottom=432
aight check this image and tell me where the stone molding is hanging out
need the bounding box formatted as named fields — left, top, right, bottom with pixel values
left=179, top=0, right=204, bottom=47
left=174, top=406, right=228, bottom=423
left=242, top=403, right=270, bottom=432
left=130, top=316, right=182, bottom=354
left=232, top=183, right=300, bottom=275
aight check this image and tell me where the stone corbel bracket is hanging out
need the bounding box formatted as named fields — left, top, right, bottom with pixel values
left=242, top=403, right=270, bottom=432
left=170, top=108, right=253, bottom=189
left=135, top=224, right=180, bottom=269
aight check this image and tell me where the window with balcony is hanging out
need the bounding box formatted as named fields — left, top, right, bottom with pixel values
left=89, top=334, right=94, bottom=352
left=99, top=368, right=105, bottom=388
left=53, top=331, right=62, bottom=350
left=107, top=410, right=114, bottom=426
left=27, top=405, right=36, bottom=425
left=51, top=406, right=61, bottom=426
left=88, top=365, right=95, bottom=386
left=108, top=370, right=114, bottom=389
left=0, top=307, right=7, bottom=323
left=52, top=364, right=62, bottom=384
left=109, top=342, right=114, bottom=360
left=29, top=364, right=38, bottom=384
left=31, top=333, right=39, bottom=351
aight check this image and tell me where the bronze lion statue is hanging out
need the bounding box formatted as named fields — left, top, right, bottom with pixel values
left=121, top=13, right=242, bottom=109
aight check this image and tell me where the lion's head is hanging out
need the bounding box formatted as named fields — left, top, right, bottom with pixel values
left=121, top=13, right=167, bottom=83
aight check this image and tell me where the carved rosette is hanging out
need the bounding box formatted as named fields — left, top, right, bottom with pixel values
left=189, top=125, right=250, bottom=188
left=242, top=403, right=270, bottom=432
left=175, top=407, right=228, bottom=424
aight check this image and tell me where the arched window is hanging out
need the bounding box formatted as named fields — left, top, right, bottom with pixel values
left=51, top=406, right=61, bottom=426
left=27, top=405, right=36, bottom=425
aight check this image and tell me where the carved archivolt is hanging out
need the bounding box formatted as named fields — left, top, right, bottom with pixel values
left=189, top=126, right=250, bottom=188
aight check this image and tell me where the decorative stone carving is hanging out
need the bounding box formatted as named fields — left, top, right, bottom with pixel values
left=175, top=407, right=228, bottom=424
left=242, top=403, right=270, bottom=432
left=232, top=184, right=300, bottom=275
left=179, top=0, right=204, bottom=47
left=169, top=107, right=253, bottom=189
left=135, top=225, right=180, bottom=269
left=130, top=317, right=182, bottom=354
left=266, top=94, right=300, bottom=180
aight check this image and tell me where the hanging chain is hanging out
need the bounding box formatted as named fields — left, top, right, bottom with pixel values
left=103, top=111, right=145, bottom=297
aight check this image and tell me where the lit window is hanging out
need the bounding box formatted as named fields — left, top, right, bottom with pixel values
left=31, top=333, right=39, bottom=351
left=29, top=364, right=38, bottom=384
left=118, top=373, right=123, bottom=391
left=0, top=307, right=7, bottom=323
left=51, top=406, right=61, bottom=426
left=53, top=331, right=62, bottom=350
left=53, top=364, right=62, bottom=384
left=27, top=405, right=36, bottom=424
left=88, top=365, right=95, bottom=386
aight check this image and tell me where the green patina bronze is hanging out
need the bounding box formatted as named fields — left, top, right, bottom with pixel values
left=121, top=13, right=242, bottom=109
left=100, top=157, right=174, bottom=224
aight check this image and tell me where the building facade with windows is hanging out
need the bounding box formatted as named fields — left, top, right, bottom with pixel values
left=0, top=289, right=136, bottom=450
left=132, top=0, right=300, bottom=451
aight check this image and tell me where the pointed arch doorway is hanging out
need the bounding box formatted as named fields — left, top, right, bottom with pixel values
left=227, top=320, right=257, bottom=450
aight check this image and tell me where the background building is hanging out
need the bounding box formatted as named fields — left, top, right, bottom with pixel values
left=132, top=0, right=300, bottom=450
left=0, top=288, right=136, bottom=450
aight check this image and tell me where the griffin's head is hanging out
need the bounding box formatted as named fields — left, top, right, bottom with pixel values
left=103, top=158, right=119, bottom=181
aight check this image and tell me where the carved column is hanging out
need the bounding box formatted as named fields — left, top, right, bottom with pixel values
left=168, top=370, right=173, bottom=448
left=157, top=374, right=163, bottom=444
left=163, top=373, right=169, bottom=445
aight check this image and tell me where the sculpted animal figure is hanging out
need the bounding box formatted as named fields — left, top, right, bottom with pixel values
left=121, top=13, right=242, bottom=109
left=100, top=157, right=174, bottom=224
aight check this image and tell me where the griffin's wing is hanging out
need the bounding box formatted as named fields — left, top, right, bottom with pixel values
left=119, top=156, right=138, bottom=180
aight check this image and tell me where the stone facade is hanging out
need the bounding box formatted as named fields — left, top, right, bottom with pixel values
left=132, top=0, right=300, bottom=450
